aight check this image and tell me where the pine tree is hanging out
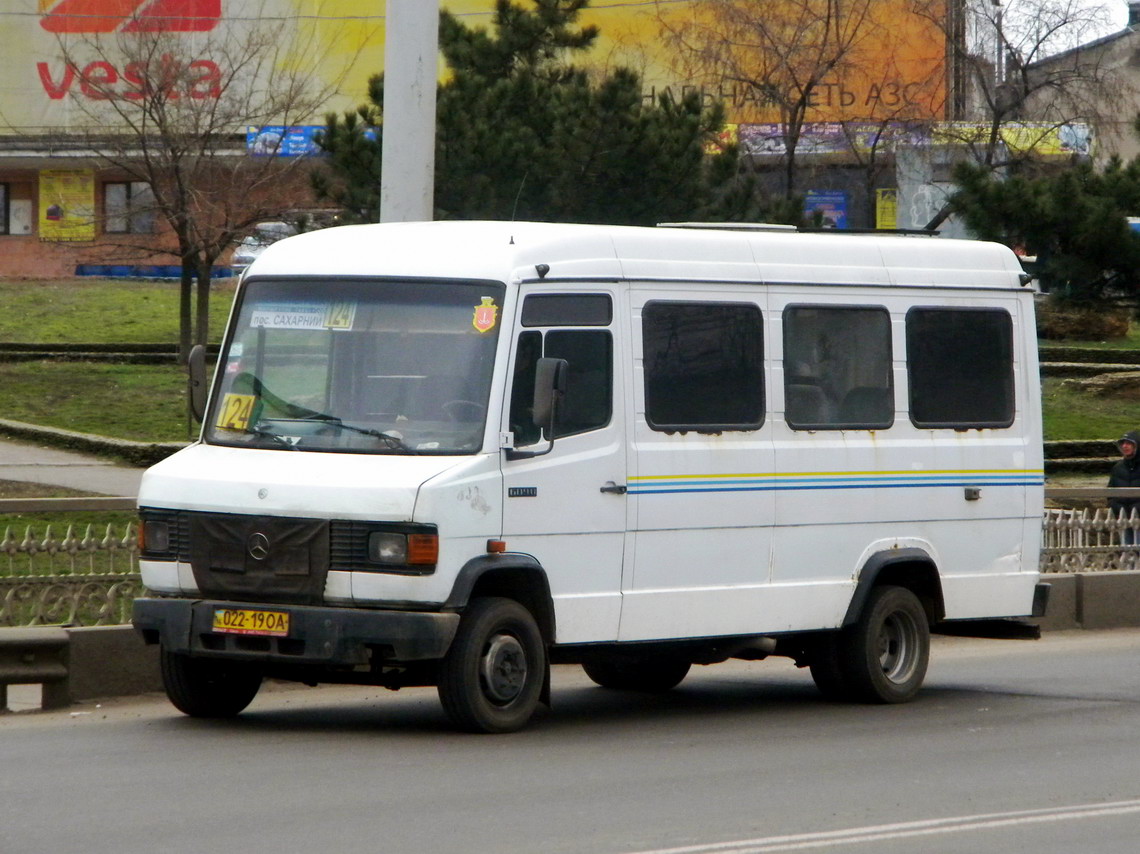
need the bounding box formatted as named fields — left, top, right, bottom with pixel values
left=313, top=0, right=754, bottom=226
left=950, top=148, right=1140, bottom=308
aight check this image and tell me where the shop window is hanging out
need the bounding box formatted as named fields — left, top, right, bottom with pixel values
left=104, top=181, right=156, bottom=234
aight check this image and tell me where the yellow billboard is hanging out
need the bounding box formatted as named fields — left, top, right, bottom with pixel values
left=1, top=1, right=948, bottom=134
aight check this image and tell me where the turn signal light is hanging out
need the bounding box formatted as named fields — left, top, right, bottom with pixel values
left=407, top=534, right=439, bottom=565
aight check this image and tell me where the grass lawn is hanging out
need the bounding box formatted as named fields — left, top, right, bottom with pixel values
left=0, top=278, right=236, bottom=344
left=0, top=361, right=192, bottom=442
left=1041, top=377, right=1140, bottom=441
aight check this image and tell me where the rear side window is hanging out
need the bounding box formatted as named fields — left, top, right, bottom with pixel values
left=906, top=307, right=1014, bottom=429
left=642, top=302, right=764, bottom=431
left=783, top=305, right=893, bottom=430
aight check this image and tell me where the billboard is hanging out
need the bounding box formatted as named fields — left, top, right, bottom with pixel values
left=1, top=1, right=948, bottom=135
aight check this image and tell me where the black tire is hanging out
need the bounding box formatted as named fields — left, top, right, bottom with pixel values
left=437, top=597, right=547, bottom=733
left=808, top=633, right=853, bottom=701
left=839, top=585, right=930, bottom=704
left=160, top=648, right=262, bottom=718
left=582, top=655, right=691, bottom=693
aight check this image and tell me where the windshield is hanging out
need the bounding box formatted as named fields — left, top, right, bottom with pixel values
left=205, top=278, right=505, bottom=454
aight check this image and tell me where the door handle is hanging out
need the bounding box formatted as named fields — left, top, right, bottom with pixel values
left=600, top=482, right=627, bottom=495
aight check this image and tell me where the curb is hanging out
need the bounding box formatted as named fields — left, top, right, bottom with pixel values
left=0, top=418, right=187, bottom=468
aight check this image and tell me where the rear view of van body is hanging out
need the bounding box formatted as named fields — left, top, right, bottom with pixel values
left=133, top=221, right=1046, bottom=732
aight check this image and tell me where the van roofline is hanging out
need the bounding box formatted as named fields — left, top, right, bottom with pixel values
left=248, top=220, right=1027, bottom=291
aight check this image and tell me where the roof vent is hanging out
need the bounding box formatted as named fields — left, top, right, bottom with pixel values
left=656, top=222, right=797, bottom=232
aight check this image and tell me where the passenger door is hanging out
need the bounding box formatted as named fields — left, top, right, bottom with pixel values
left=500, top=289, right=627, bottom=644
left=622, top=292, right=776, bottom=642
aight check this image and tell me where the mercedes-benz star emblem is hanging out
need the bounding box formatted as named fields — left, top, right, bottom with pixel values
left=247, top=532, right=270, bottom=561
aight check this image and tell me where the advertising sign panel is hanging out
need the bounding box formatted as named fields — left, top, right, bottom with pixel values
left=804, top=190, right=848, bottom=229
left=1, top=1, right=949, bottom=135
left=38, top=169, right=96, bottom=241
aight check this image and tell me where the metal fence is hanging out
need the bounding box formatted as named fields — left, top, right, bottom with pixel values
left=0, top=498, right=138, bottom=627
left=1041, top=507, right=1140, bottom=574
left=3, top=491, right=1140, bottom=627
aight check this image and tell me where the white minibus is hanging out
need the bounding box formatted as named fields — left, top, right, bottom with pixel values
left=133, top=220, right=1048, bottom=732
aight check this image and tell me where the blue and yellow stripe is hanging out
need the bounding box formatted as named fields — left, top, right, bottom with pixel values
left=627, top=470, right=1045, bottom=495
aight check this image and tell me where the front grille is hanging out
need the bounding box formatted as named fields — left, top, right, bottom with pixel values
left=138, top=510, right=433, bottom=573
left=330, top=520, right=374, bottom=572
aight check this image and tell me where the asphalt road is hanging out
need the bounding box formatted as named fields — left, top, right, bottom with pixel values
left=3, top=630, right=1140, bottom=854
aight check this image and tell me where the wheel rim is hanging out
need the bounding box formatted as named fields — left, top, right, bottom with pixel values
left=877, top=610, right=920, bottom=684
left=480, top=632, right=527, bottom=705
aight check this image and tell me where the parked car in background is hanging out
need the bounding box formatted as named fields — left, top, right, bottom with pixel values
left=231, top=222, right=297, bottom=277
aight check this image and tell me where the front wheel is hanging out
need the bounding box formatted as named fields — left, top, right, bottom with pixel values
left=437, top=597, right=547, bottom=733
left=160, top=648, right=263, bottom=718
left=840, top=585, right=930, bottom=704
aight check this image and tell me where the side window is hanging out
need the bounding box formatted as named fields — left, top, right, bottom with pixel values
left=906, top=307, right=1014, bottom=429
left=783, top=305, right=893, bottom=430
left=642, top=301, right=764, bottom=431
left=509, top=294, right=614, bottom=447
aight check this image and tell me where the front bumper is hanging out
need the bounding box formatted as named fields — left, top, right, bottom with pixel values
left=133, top=597, right=459, bottom=666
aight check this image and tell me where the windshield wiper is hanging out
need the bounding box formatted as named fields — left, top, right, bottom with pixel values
left=296, top=413, right=418, bottom=453
left=247, top=424, right=299, bottom=450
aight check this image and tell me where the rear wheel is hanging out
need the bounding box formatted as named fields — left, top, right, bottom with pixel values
left=160, top=648, right=262, bottom=718
left=437, top=597, right=547, bottom=733
left=840, top=585, right=930, bottom=704
left=582, top=655, right=691, bottom=693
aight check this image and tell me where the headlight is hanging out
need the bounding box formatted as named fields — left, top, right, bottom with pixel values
left=368, top=532, right=407, bottom=564
left=367, top=531, right=439, bottom=567
left=141, top=520, right=171, bottom=555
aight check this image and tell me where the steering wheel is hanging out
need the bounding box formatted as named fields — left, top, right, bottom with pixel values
left=442, top=399, right=486, bottom=422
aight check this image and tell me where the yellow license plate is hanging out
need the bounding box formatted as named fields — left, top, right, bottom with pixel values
left=212, top=608, right=290, bottom=637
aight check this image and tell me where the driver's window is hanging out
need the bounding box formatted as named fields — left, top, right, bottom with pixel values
left=509, top=294, right=613, bottom=447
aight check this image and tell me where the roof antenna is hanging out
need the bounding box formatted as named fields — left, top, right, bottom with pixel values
left=510, top=171, right=529, bottom=221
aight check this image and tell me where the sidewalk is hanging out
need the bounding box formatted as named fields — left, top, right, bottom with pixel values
left=0, top=437, right=146, bottom=497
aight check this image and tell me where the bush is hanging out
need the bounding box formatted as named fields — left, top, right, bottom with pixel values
left=1036, top=301, right=1131, bottom=341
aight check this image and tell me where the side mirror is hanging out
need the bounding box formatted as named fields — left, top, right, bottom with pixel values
left=507, top=357, right=568, bottom=461
left=187, top=344, right=208, bottom=423
left=532, top=357, right=568, bottom=431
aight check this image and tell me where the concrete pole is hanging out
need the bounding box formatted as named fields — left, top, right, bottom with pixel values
left=380, top=0, right=439, bottom=222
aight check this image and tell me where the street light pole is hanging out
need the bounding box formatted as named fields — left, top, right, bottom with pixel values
left=380, top=0, right=439, bottom=222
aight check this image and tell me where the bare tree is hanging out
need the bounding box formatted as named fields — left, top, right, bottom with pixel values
left=911, top=0, right=1126, bottom=229
left=50, top=9, right=349, bottom=360
left=834, top=49, right=949, bottom=227
left=656, top=0, right=878, bottom=199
